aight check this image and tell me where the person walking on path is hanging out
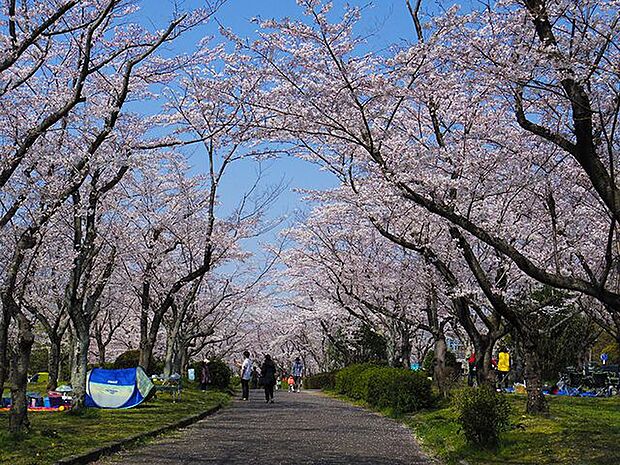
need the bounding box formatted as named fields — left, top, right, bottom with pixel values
left=261, top=354, right=277, bottom=403
left=251, top=366, right=260, bottom=389
left=199, top=360, right=210, bottom=391
left=240, top=351, right=253, bottom=401
left=291, top=357, right=304, bottom=392
left=467, top=352, right=477, bottom=387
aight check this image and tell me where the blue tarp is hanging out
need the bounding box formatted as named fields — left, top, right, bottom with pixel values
left=556, top=387, right=580, bottom=396
left=85, top=367, right=154, bottom=409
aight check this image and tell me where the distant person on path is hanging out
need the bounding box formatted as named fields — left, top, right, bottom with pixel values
left=261, top=354, right=277, bottom=403
left=199, top=359, right=210, bottom=391
left=251, top=366, right=260, bottom=389
left=240, top=351, right=252, bottom=401
left=287, top=374, right=295, bottom=391
left=467, top=352, right=477, bottom=387
left=291, top=357, right=304, bottom=392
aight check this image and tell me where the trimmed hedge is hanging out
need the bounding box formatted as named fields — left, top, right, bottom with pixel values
left=336, top=363, right=433, bottom=413
left=207, top=359, right=232, bottom=389
left=304, top=371, right=337, bottom=390
left=113, top=349, right=140, bottom=369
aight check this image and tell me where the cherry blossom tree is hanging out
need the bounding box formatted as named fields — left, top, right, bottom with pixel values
left=0, top=0, right=220, bottom=430
left=228, top=0, right=617, bottom=413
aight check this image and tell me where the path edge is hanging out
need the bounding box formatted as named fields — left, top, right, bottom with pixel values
left=312, top=389, right=442, bottom=464
left=53, top=404, right=223, bottom=465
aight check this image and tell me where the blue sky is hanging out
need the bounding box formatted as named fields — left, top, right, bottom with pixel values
left=136, top=0, right=461, bottom=252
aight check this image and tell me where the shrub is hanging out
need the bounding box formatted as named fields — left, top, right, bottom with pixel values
left=422, top=349, right=458, bottom=373
left=304, top=371, right=338, bottom=390
left=335, top=363, right=377, bottom=397
left=87, top=362, right=115, bottom=370
left=113, top=349, right=140, bottom=369
left=601, top=343, right=620, bottom=364
left=207, top=359, right=232, bottom=389
left=336, top=364, right=433, bottom=414
left=454, top=386, right=511, bottom=447
left=29, top=347, right=49, bottom=373
left=151, top=358, right=165, bottom=375
left=367, top=368, right=433, bottom=413
left=350, top=366, right=379, bottom=400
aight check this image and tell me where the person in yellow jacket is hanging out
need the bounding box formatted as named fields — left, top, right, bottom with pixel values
left=497, top=352, right=510, bottom=388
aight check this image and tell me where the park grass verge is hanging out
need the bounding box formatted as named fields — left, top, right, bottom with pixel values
left=407, top=395, right=620, bottom=465
left=324, top=390, right=620, bottom=465
left=0, top=387, right=230, bottom=465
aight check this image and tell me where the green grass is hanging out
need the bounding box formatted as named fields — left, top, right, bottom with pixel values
left=324, top=389, right=620, bottom=464
left=407, top=395, right=620, bottom=465
left=0, top=385, right=230, bottom=465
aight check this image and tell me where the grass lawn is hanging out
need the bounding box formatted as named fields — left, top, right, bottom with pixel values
left=0, top=384, right=230, bottom=465
left=407, top=395, right=620, bottom=465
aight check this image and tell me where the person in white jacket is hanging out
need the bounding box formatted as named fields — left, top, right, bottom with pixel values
left=240, top=351, right=253, bottom=400
left=291, top=357, right=304, bottom=392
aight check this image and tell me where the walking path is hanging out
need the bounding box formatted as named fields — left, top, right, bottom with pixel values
left=96, top=390, right=434, bottom=465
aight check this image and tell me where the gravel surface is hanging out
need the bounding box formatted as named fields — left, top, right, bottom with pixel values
left=95, top=390, right=435, bottom=465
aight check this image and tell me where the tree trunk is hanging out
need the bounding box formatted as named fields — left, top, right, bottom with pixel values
left=47, top=337, right=62, bottom=391
left=475, top=338, right=496, bottom=386
left=139, top=336, right=155, bottom=374
left=433, top=336, right=449, bottom=397
left=163, top=330, right=176, bottom=377
left=9, top=313, right=34, bottom=433
left=0, top=307, right=10, bottom=397
left=67, top=328, right=76, bottom=378
left=400, top=336, right=412, bottom=369
left=70, top=330, right=90, bottom=411
left=97, top=337, right=106, bottom=366
left=179, top=344, right=189, bottom=375
left=523, top=346, right=548, bottom=414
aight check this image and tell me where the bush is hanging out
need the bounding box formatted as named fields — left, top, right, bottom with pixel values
left=335, top=363, right=377, bottom=397
left=29, top=347, right=49, bottom=373
left=113, top=349, right=140, bottom=369
left=367, top=368, right=433, bottom=413
left=87, top=362, right=114, bottom=371
left=336, top=364, right=433, bottom=414
left=207, top=359, right=232, bottom=389
left=601, top=343, right=620, bottom=364
left=422, top=349, right=458, bottom=373
left=304, top=371, right=338, bottom=390
left=454, top=386, right=511, bottom=447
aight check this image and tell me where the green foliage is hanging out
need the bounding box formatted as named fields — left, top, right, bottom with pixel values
left=422, top=350, right=458, bottom=373
left=408, top=396, right=620, bottom=464
left=207, top=359, right=232, bottom=389
left=367, top=368, right=433, bottom=414
left=336, top=364, right=433, bottom=414
left=454, top=386, right=511, bottom=448
left=29, top=347, right=49, bottom=373
left=113, top=349, right=141, bottom=369
left=88, top=362, right=114, bottom=371
left=515, top=286, right=599, bottom=381
left=600, top=342, right=620, bottom=364
left=326, top=325, right=389, bottom=369
left=304, top=371, right=338, bottom=390
left=0, top=387, right=230, bottom=465
left=335, top=363, right=376, bottom=397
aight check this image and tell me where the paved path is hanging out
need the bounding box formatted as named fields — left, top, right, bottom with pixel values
left=97, top=390, right=434, bottom=465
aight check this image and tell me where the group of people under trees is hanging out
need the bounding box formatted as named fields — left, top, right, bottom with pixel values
left=240, top=351, right=304, bottom=403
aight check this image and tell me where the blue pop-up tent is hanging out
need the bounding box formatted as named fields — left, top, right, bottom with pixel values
left=85, top=367, right=154, bottom=409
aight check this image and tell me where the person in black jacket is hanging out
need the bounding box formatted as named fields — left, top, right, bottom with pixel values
left=261, top=354, right=277, bottom=403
